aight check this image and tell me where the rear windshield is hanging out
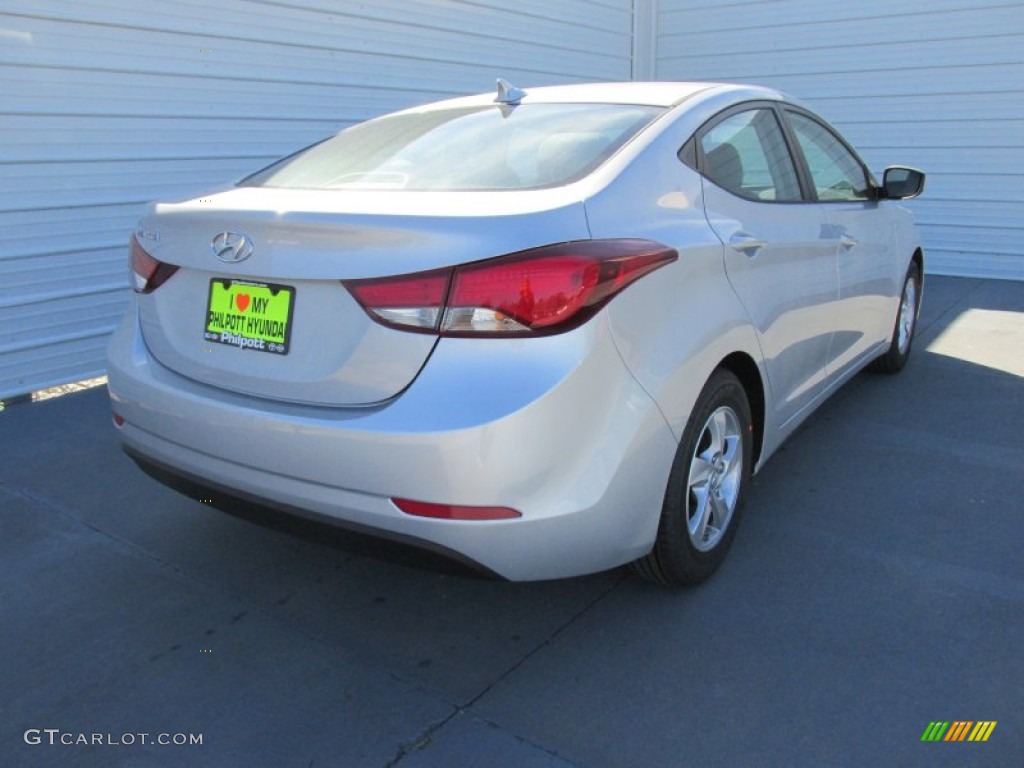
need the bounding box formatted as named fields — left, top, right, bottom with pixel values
left=239, top=103, right=664, bottom=191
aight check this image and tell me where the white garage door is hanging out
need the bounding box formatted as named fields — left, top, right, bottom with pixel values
left=656, top=0, right=1024, bottom=281
left=0, top=0, right=633, bottom=399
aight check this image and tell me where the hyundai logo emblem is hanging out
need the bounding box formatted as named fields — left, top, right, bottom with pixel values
left=211, top=231, right=253, bottom=263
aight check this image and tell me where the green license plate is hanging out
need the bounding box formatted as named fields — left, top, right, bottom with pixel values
left=204, top=279, right=295, bottom=355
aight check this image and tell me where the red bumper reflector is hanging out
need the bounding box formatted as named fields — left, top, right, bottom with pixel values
left=112, top=412, right=125, bottom=427
left=393, top=498, right=521, bottom=520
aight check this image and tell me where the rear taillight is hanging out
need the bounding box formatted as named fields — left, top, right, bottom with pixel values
left=344, top=239, right=677, bottom=336
left=130, top=235, right=178, bottom=293
left=341, top=267, right=451, bottom=331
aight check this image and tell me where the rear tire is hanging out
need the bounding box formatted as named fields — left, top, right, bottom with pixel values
left=869, top=261, right=921, bottom=374
left=631, top=369, right=752, bottom=586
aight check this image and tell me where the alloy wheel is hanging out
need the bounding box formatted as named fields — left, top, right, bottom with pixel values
left=686, top=406, right=743, bottom=552
left=897, top=275, right=918, bottom=355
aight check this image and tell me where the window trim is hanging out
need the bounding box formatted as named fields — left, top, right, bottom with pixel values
left=679, top=100, right=812, bottom=205
left=778, top=106, right=880, bottom=204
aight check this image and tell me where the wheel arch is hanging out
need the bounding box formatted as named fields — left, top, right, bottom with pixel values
left=715, top=351, right=765, bottom=466
left=912, top=247, right=925, bottom=312
left=912, top=246, right=924, bottom=274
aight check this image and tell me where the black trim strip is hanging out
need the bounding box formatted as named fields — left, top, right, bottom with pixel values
left=124, top=445, right=503, bottom=580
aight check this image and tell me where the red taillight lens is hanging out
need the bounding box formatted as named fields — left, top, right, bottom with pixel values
left=445, top=239, right=675, bottom=334
left=393, top=498, right=522, bottom=520
left=344, top=239, right=676, bottom=336
left=130, top=235, right=178, bottom=293
left=343, top=267, right=450, bottom=331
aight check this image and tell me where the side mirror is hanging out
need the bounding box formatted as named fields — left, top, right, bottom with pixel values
left=880, top=166, right=925, bottom=200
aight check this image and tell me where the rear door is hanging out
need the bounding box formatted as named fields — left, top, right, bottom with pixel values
left=694, top=104, right=838, bottom=427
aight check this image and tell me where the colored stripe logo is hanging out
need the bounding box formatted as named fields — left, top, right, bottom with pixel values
left=921, top=721, right=997, bottom=742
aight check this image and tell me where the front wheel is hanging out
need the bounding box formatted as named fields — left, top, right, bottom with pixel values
left=869, top=261, right=921, bottom=374
left=631, top=369, right=753, bottom=586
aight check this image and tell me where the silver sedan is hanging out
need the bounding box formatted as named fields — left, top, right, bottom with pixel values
left=107, top=80, right=925, bottom=584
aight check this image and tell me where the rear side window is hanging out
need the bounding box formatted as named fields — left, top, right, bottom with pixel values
left=240, top=104, right=664, bottom=191
left=786, top=111, right=871, bottom=201
left=699, top=109, right=802, bottom=202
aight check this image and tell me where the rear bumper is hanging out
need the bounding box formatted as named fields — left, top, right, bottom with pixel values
left=106, top=308, right=678, bottom=580
left=125, top=446, right=504, bottom=578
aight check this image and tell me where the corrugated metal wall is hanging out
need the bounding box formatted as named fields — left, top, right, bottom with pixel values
left=3, top=0, right=1020, bottom=397
left=0, top=0, right=633, bottom=399
left=656, top=0, right=1024, bottom=280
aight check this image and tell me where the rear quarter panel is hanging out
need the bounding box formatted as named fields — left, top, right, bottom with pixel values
left=585, top=122, right=768, bottom=451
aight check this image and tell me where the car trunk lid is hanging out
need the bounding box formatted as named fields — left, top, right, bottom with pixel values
left=135, top=187, right=590, bottom=406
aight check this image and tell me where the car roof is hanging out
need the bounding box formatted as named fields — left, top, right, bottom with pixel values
left=398, top=81, right=788, bottom=112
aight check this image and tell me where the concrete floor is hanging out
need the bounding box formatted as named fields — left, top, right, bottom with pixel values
left=1, top=275, right=1021, bottom=767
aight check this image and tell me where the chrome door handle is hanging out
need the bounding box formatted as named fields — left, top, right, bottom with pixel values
left=840, top=236, right=858, bottom=250
left=729, top=232, right=765, bottom=256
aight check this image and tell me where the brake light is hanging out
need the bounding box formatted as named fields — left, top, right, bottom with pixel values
left=344, top=239, right=676, bottom=336
left=393, top=498, right=522, bottom=520
left=130, top=235, right=178, bottom=293
left=341, top=267, right=451, bottom=331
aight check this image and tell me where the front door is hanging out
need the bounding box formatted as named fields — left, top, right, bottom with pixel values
left=784, top=109, right=901, bottom=378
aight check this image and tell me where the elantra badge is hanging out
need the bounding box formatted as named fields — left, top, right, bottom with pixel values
left=212, top=231, right=253, bottom=263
